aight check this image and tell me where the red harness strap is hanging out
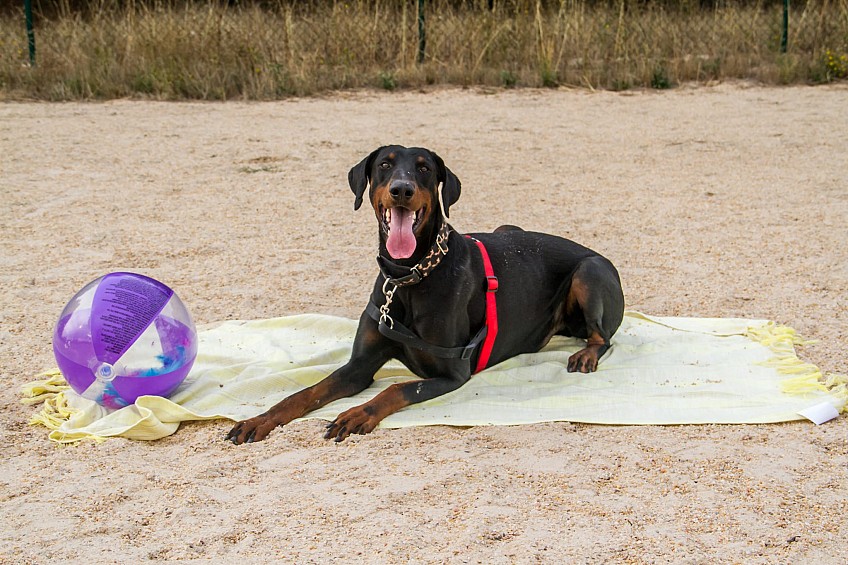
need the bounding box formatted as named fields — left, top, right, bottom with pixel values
left=466, top=236, right=499, bottom=374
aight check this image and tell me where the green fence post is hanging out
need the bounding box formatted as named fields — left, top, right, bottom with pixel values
left=417, top=0, right=425, bottom=63
left=781, top=0, right=789, bottom=53
left=24, top=0, right=36, bottom=65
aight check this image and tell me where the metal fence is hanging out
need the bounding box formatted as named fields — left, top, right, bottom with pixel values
left=12, top=0, right=799, bottom=67
left=3, top=0, right=848, bottom=98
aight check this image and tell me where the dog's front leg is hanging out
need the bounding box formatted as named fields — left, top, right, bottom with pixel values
left=226, top=314, right=395, bottom=445
left=324, top=373, right=469, bottom=442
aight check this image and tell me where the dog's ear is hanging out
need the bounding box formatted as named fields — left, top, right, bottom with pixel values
left=431, top=151, right=462, bottom=218
left=348, top=146, right=386, bottom=211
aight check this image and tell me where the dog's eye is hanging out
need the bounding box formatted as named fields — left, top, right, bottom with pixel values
left=379, top=162, right=391, bottom=170
left=418, top=166, right=429, bottom=173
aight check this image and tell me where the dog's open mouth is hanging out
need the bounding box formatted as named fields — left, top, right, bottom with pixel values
left=380, top=205, right=424, bottom=259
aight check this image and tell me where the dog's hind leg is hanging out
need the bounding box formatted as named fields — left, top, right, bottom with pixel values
left=564, top=256, right=624, bottom=373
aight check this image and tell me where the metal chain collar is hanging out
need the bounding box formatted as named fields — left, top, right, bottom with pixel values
left=379, top=222, right=452, bottom=329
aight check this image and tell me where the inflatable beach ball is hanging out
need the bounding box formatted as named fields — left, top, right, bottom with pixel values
left=52, top=272, right=197, bottom=410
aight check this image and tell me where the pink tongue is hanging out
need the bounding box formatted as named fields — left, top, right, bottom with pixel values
left=386, top=207, right=416, bottom=259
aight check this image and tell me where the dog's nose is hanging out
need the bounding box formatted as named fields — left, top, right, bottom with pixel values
left=389, top=180, right=415, bottom=201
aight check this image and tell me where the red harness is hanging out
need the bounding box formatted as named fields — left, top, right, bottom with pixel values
left=368, top=231, right=499, bottom=374
left=465, top=236, right=499, bottom=373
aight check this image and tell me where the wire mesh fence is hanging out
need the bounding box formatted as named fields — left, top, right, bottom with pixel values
left=1, top=0, right=847, bottom=99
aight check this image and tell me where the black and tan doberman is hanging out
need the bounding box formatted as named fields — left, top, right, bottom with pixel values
left=227, top=145, right=624, bottom=444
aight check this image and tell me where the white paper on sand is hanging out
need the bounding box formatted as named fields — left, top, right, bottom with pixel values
left=798, top=401, right=840, bottom=425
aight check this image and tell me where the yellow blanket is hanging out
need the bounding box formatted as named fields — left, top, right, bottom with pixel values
left=22, top=312, right=847, bottom=443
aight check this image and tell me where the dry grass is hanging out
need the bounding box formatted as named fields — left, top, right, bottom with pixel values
left=1, top=0, right=847, bottom=99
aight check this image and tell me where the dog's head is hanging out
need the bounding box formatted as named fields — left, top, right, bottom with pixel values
left=348, top=145, right=461, bottom=260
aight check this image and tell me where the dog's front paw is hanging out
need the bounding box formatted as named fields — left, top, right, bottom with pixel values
left=226, top=414, right=279, bottom=445
left=323, top=406, right=380, bottom=442
left=567, top=348, right=599, bottom=373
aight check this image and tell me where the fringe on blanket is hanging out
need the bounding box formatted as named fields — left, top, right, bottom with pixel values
left=20, top=370, right=106, bottom=443
left=746, top=323, right=848, bottom=405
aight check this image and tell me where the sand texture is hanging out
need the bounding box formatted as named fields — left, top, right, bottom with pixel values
left=2, top=85, right=847, bottom=563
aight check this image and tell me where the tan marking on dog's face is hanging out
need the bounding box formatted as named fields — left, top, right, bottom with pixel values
left=408, top=190, right=434, bottom=235
left=371, top=182, right=390, bottom=220
left=370, top=181, right=436, bottom=236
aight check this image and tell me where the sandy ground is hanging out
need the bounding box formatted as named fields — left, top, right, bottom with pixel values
left=2, top=85, right=847, bottom=563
